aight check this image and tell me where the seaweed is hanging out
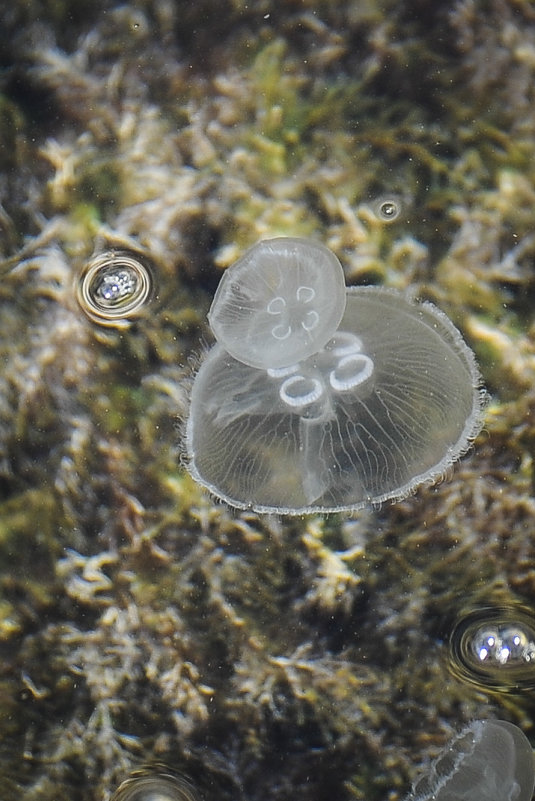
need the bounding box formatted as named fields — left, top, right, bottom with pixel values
left=2, top=1, right=535, bottom=800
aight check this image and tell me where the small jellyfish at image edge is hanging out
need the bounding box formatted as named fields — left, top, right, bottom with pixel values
left=185, top=237, right=484, bottom=515
left=76, top=249, right=154, bottom=327
left=110, top=765, right=200, bottom=801
left=407, top=719, right=535, bottom=801
left=449, top=605, right=535, bottom=691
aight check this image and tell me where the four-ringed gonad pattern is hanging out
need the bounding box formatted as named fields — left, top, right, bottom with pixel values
left=184, top=243, right=531, bottom=799
left=186, top=237, right=484, bottom=514
left=75, top=239, right=528, bottom=795
left=186, top=238, right=488, bottom=514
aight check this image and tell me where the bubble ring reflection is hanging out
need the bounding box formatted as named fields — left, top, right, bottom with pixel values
left=449, top=605, right=535, bottom=691
left=76, top=250, right=154, bottom=327
left=110, top=767, right=200, bottom=801
left=372, top=194, right=402, bottom=222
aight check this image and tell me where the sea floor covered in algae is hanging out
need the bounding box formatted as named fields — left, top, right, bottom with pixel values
left=2, top=1, right=535, bottom=799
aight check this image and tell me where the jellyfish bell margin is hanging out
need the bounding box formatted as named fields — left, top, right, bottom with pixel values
left=184, top=238, right=485, bottom=515
left=407, top=720, right=535, bottom=801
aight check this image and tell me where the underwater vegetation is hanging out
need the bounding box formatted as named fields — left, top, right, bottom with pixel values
left=3, top=0, right=535, bottom=800
left=186, top=237, right=483, bottom=513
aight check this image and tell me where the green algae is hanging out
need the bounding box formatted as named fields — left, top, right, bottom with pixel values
left=2, top=0, right=535, bottom=799
left=0, top=492, right=58, bottom=637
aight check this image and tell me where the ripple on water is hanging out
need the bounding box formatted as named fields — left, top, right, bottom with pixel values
left=449, top=604, right=535, bottom=691
left=76, top=249, right=154, bottom=327
left=110, top=766, right=201, bottom=801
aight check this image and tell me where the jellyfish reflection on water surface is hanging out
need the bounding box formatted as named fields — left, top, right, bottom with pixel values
left=186, top=238, right=484, bottom=514
left=208, top=237, right=347, bottom=370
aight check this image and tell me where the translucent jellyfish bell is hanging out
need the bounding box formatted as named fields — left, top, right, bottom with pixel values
left=408, top=720, right=535, bottom=801
left=186, top=278, right=484, bottom=514
left=208, top=237, right=347, bottom=369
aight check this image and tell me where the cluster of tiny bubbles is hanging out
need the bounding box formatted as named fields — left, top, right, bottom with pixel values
left=448, top=605, right=535, bottom=691
left=76, top=249, right=154, bottom=327
left=372, top=194, right=403, bottom=222
left=110, top=765, right=201, bottom=801
left=407, top=719, right=535, bottom=801
left=185, top=236, right=484, bottom=515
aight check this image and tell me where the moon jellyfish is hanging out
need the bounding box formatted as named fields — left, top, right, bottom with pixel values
left=208, top=237, right=346, bottom=369
left=76, top=249, right=154, bottom=327
left=408, top=720, right=535, bottom=801
left=110, top=766, right=200, bottom=801
left=449, top=605, right=535, bottom=691
left=185, top=237, right=484, bottom=514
